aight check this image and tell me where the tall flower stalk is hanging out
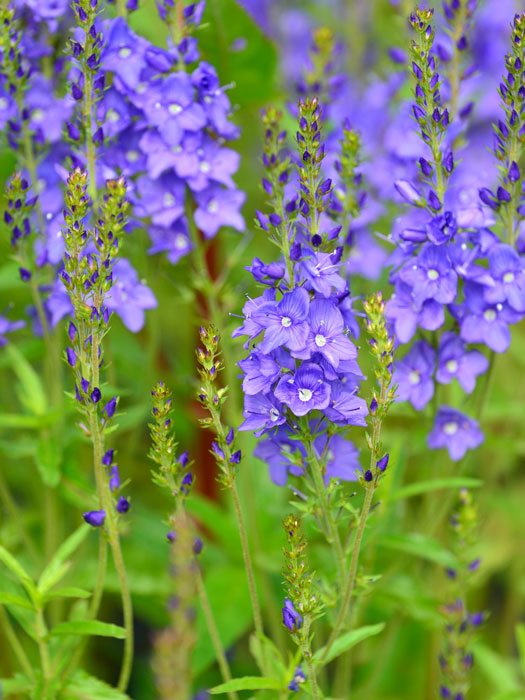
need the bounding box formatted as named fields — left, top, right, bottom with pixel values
left=61, top=170, right=133, bottom=691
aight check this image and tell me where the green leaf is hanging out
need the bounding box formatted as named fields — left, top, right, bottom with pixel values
left=378, top=533, right=457, bottom=568
left=472, top=641, right=521, bottom=692
left=5, top=344, right=47, bottom=415
left=38, top=524, right=90, bottom=593
left=43, top=587, right=92, bottom=601
left=0, top=673, right=33, bottom=697
left=0, top=545, right=38, bottom=602
left=62, top=670, right=130, bottom=699
left=35, top=434, right=62, bottom=486
left=387, top=477, right=483, bottom=502
left=313, top=623, right=386, bottom=664
left=0, top=413, right=51, bottom=429
left=49, top=620, right=126, bottom=639
left=209, top=677, right=283, bottom=694
left=516, top=623, right=525, bottom=677
left=0, top=591, right=34, bottom=610
left=249, top=633, right=286, bottom=681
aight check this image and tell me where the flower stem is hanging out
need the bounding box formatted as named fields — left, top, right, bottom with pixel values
left=305, top=437, right=345, bottom=588
left=196, top=570, right=238, bottom=700
left=0, top=606, right=34, bottom=679
left=321, top=483, right=375, bottom=662
left=301, top=617, right=321, bottom=700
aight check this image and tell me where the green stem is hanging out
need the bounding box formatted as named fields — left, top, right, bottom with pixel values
left=196, top=570, right=238, bottom=700
left=305, top=437, right=345, bottom=588
left=322, top=484, right=375, bottom=663
left=0, top=469, right=39, bottom=563
left=229, top=481, right=265, bottom=648
left=0, top=606, right=34, bottom=679
left=36, top=607, right=52, bottom=695
left=301, top=617, right=321, bottom=700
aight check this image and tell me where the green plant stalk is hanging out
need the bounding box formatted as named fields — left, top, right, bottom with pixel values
left=196, top=570, right=238, bottom=700
left=36, top=607, right=52, bottom=697
left=0, top=469, right=39, bottom=563
left=0, top=606, right=34, bottom=679
left=305, top=437, right=345, bottom=589
left=301, top=617, right=321, bottom=700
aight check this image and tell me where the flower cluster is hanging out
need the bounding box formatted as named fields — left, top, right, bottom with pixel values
left=385, top=8, right=525, bottom=461
left=235, top=100, right=368, bottom=487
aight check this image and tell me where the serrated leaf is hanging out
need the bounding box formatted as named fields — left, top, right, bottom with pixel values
left=49, top=620, right=126, bottom=639
left=5, top=344, right=47, bottom=416
left=313, top=623, right=386, bottom=665
left=378, top=533, right=457, bottom=568
left=38, top=524, right=90, bottom=593
left=0, top=545, right=38, bottom=602
left=388, top=477, right=483, bottom=502
left=209, top=677, right=283, bottom=694
left=43, top=587, right=92, bottom=601
left=0, top=591, right=34, bottom=610
left=0, top=673, right=33, bottom=697
left=62, top=670, right=130, bottom=699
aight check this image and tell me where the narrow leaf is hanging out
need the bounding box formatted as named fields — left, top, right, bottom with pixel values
left=209, top=676, right=283, bottom=694
left=49, top=620, right=126, bottom=639
left=378, top=533, right=457, bottom=568
left=38, top=524, right=90, bottom=593
left=388, top=477, right=482, bottom=502
left=0, top=591, right=34, bottom=610
left=0, top=545, right=38, bottom=601
left=5, top=344, right=47, bottom=415
left=43, top=587, right=92, bottom=601
left=313, top=623, right=386, bottom=664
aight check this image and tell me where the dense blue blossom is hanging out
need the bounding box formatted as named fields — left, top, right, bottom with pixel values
left=428, top=407, right=484, bottom=461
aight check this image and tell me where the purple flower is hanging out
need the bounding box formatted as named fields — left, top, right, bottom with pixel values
left=394, top=341, right=436, bottom=410
left=83, top=510, right=106, bottom=527
left=300, top=252, right=347, bottom=298
left=292, top=299, right=357, bottom=368
left=436, top=332, right=489, bottom=393
left=0, top=315, right=25, bottom=346
left=102, top=449, right=114, bottom=466
left=239, top=392, right=286, bottom=433
left=288, top=667, right=306, bottom=692
left=193, top=185, right=245, bottom=238
left=102, top=18, right=151, bottom=89
left=274, top=363, right=331, bottom=417
left=103, top=397, right=118, bottom=418
left=394, top=179, right=423, bottom=204
left=485, top=243, right=525, bottom=312
left=316, top=433, right=360, bottom=484
left=386, top=282, right=445, bottom=343
left=427, top=407, right=484, bottom=461
left=253, top=429, right=304, bottom=486
left=253, top=287, right=310, bottom=353
left=238, top=348, right=293, bottom=395
left=399, top=244, right=458, bottom=306
left=323, top=382, right=368, bottom=426
left=105, top=258, right=157, bottom=333
left=282, top=598, right=302, bottom=632
left=66, top=347, right=77, bottom=367
left=426, top=211, right=457, bottom=245
left=458, top=281, right=523, bottom=353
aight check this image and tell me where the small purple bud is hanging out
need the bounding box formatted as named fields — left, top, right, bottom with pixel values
left=167, top=530, right=177, bottom=543
left=226, top=428, right=234, bottom=446
left=364, top=470, right=373, bottom=482
left=66, top=347, right=77, bottom=367
left=19, top=267, right=31, bottom=281
left=116, top=496, right=130, bottom=514
left=80, top=377, right=90, bottom=394
left=418, top=157, right=433, bottom=177
left=268, top=213, right=282, bottom=226
left=255, top=210, right=269, bottom=231
left=179, top=451, right=189, bottom=467
left=71, top=82, right=83, bottom=101
left=109, top=465, right=120, bottom=491
left=68, top=321, right=77, bottom=342
left=394, top=179, right=422, bottom=204
left=102, top=449, right=114, bottom=466
left=370, top=397, right=378, bottom=414
left=509, top=161, right=521, bottom=182
left=470, top=612, right=483, bottom=627
left=83, top=509, right=106, bottom=527
left=91, top=387, right=102, bottom=403
left=103, top=396, right=117, bottom=418
left=468, top=558, right=481, bottom=571
left=230, top=450, right=242, bottom=464
left=376, top=453, right=389, bottom=472
left=427, top=189, right=442, bottom=211
left=193, top=537, right=203, bottom=555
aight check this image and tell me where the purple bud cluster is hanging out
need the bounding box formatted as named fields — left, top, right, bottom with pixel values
left=234, top=99, right=368, bottom=487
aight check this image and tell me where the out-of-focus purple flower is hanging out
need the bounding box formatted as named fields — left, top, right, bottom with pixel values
left=386, top=282, right=445, bottom=343
left=0, top=315, right=25, bottom=346
left=105, top=258, right=157, bottom=333
left=116, top=496, right=130, bottom=514
left=193, top=185, right=245, bottom=238
left=238, top=392, right=286, bottom=434
left=394, top=340, right=436, bottom=410
left=427, top=407, right=484, bottom=460
left=287, top=666, right=306, bottom=692
left=436, top=332, right=489, bottom=393
left=399, top=243, right=458, bottom=306
left=485, top=243, right=525, bottom=312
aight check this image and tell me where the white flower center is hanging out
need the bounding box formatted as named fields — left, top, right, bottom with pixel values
left=126, top=150, right=139, bottom=163
left=199, top=161, right=211, bottom=173
left=315, top=334, right=327, bottom=347
left=118, top=47, right=131, bottom=59
left=168, top=103, right=182, bottom=115
left=408, top=371, right=420, bottom=385
left=32, top=108, right=44, bottom=122
left=174, top=234, right=187, bottom=250
left=427, top=268, right=439, bottom=281
left=298, top=388, right=313, bottom=402
left=281, top=316, right=292, bottom=327
left=484, top=309, right=496, bottom=322
left=445, top=360, right=458, bottom=374
left=0, top=97, right=8, bottom=109
left=107, top=108, right=120, bottom=123
left=163, top=193, right=175, bottom=207
left=503, top=272, right=515, bottom=283
left=136, top=82, right=147, bottom=94
left=207, top=199, right=218, bottom=213
left=269, top=407, right=280, bottom=421
left=443, top=421, right=458, bottom=435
